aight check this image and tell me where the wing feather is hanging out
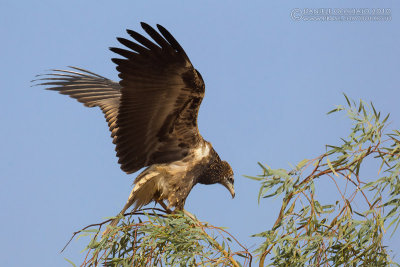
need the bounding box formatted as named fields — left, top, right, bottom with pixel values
left=33, top=67, right=121, bottom=143
left=35, top=23, right=206, bottom=175
left=112, top=23, right=205, bottom=174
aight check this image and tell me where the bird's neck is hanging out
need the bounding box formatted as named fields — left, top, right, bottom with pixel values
left=196, top=149, right=222, bottom=185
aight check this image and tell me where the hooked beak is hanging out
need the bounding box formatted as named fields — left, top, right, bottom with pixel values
left=222, top=180, right=235, bottom=199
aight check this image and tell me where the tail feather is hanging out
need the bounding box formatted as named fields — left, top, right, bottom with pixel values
left=102, top=171, right=161, bottom=236
left=102, top=201, right=133, bottom=236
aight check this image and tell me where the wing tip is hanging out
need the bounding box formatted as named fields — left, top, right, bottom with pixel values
left=156, top=24, right=166, bottom=32
left=140, top=21, right=150, bottom=29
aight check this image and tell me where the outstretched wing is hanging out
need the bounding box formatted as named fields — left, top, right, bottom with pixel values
left=111, top=23, right=205, bottom=174
left=33, top=67, right=121, bottom=143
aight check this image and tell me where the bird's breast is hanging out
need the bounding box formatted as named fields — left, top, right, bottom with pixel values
left=131, top=140, right=213, bottom=209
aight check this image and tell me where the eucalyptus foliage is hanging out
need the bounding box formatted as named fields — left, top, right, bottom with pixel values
left=249, top=95, right=400, bottom=266
left=76, top=210, right=250, bottom=266
left=66, top=96, right=399, bottom=266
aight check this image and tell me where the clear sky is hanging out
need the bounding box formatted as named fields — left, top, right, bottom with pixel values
left=1, top=0, right=399, bottom=266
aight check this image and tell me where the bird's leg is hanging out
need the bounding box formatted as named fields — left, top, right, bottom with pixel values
left=170, top=201, right=196, bottom=220
left=157, top=200, right=172, bottom=214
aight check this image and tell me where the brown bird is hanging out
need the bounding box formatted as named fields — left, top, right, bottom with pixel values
left=34, top=22, right=235, bottom=230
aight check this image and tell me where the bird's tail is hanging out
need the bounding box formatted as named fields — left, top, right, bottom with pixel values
left=102, top=202, right=132, bottom=237
left=102, top=169, right=161, bottom=236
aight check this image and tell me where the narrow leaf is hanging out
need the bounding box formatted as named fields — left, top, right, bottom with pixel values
left=327, top=158, right=339, bottom=176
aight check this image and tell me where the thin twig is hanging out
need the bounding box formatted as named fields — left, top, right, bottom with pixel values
left=61, top=208, right=167, bottom=252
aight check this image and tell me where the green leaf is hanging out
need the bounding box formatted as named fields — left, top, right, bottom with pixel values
left=296, top=159, right=309, bottom=170
left=343, top=93, right=351, bottom=106
left=371, top=102, right=378, bottom=118
left=257, top=162, right=269, bottom=172
left=271, top=169, right=290, bottom=179
left=81, top=229, right=100, bottom=233
left=327, top=106, right=344, bottom=115
left=76, top=232, right=93, bottom=240
left=310, top=181, right=315, bottom=195
left=327, top=158, right=339, bottom=177
left=64, top=258, right=77, bottom=267
left=382, top=113, right=390, bottom=124
left=358, top=99, right=363, bottom=113
left=345, top=199, right=353, bottom=214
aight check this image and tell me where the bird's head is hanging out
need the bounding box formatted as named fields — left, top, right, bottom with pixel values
left=219, top=160, right=235, bottom=198
left=198, top=160, right=235, bottom=198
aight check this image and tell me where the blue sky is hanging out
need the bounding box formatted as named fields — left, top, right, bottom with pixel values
left=1, top=0, right=399, bottom=266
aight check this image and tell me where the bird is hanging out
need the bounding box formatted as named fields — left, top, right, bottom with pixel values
left=34, top=22, right=235, bottom=230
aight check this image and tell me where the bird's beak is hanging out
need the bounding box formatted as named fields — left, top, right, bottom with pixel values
left=222, top=180, right=235, bottom=199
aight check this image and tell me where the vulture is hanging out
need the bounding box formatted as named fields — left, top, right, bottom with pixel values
left=35, top=22, right=234, bottom=229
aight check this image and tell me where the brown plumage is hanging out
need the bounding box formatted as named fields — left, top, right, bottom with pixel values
left=34, top=22, right=235, bottom=230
